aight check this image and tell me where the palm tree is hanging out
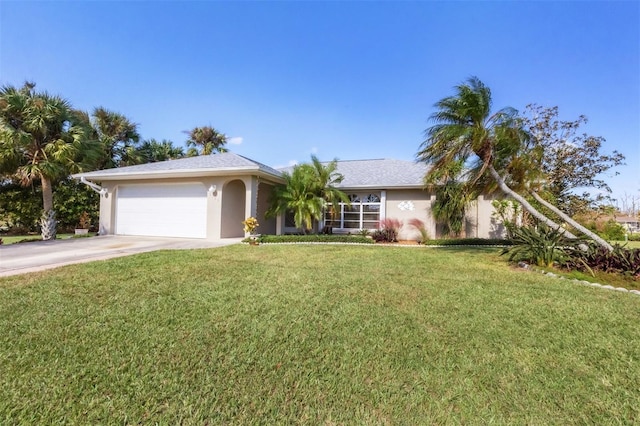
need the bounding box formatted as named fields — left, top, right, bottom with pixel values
left=308, top=155, right=350, bottom=229
left=184, top=126, right=228, bottom=156
left=267, top=156, right=350, bottom=233
left=426, top=160, right=474, bottom=237
left=417, top=77, right=603, bottom=246
left=267, top=165, right=323, bottom=233
left=92, top=107, right=141, bottom=168
left=137, top=139, right=184, bottom=163
left=0, top=82, right=100, bottom=239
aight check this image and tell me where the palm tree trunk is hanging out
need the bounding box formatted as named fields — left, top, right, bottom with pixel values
left=529, top=191, right=613, bottom=251
left=40, top=176, right=57, bottom=241
left=41, top=176, right=54, bottom=212
left=488, top=166, right=578, bottom=239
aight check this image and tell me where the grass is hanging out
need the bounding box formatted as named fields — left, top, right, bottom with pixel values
left=613, top=240, right=640, bottom=249
left=1, top=245, right=639, bottom=423
left=0, top=233, right=96, bottom=244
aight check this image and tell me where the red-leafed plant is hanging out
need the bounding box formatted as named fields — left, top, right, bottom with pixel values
left=372, top=218, right=403, bottom=243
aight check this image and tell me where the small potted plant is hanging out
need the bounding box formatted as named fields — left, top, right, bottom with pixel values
left=75, top=211, right=91, bottom=235
left=242, top=216, right=260, bottom=245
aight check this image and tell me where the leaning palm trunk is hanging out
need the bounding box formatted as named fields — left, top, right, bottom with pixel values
left=41, top=209, right=57, bottom=241
left=488, top=166, right=579, bottom=239
left=529, top=191, right=613, bottom=251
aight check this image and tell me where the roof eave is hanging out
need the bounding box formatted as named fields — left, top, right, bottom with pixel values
left=72, top=167, right=284, bottom=183
left=338, top=184, right=426, bottom=190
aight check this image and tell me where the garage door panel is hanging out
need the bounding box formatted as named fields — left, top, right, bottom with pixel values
left=116, top=184, right=207, bottom=239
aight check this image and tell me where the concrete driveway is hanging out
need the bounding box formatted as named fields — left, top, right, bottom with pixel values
left=0, top=235, right=242, bottom=277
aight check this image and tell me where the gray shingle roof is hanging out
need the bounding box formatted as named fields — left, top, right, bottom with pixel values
left=74, top=152, right=283, bottom=180
left=279, top=159, right=428, bottom=188
left=74, top=154, right=428, bottom=188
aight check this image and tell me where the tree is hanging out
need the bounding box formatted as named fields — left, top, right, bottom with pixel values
left=0, top=180, right=42, bottom=232
left=137, top=139, right=184, bottom=163
left=308, top=155, right=350, bottom=228
left=425, top=160, right=474, bottom=237
left=267, top=156, right=349, bottom=233
left=184, top=126, right=227, bottom=156
left=0, top=82, right=100, bottom=239
left=92, top=107, right=141, bottom=169
left=53, top=178, right=99, bottom=231
left=520, top=104, right=625, bottom=216
left=416, top=77, right=614, bottom=249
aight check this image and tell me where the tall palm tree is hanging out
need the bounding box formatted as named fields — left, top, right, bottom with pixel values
left=184, top=126, right=228, bottom=156
left=137, top=139, right=185, bottom=163
left=92, top=107, right=141, bottom=168
left=417, top=77, right=595, bottom=245
left=0, top=82, right=99, bottom=239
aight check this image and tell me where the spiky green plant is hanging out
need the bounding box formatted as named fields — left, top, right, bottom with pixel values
left=502, top=224, right=584, bottom=267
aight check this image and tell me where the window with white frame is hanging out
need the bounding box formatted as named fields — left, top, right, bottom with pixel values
left=324, top=193, right=381, bottom=230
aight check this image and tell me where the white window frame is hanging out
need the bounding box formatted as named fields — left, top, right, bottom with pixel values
left=324, top=192, right=384, bottom=232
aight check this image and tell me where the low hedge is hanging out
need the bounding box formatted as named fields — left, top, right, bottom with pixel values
left=244, top=235, right=512, bottom=246
left=247, top=234, right=375, bottom=244
left=422, top=238, right=513, bottom=246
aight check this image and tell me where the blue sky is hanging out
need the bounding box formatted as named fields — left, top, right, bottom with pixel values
left=1, top=1, right=638, bottom=203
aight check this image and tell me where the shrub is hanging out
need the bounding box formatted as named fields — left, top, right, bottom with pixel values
left=600, top=219, right=626, bottom=241
left=563, top=243, right=640, bottom=279
left=372, top=218, right=402, bottom=243
left=408, top=218, right=430, bottom=244
left=242, top=217, right=260, bottom=234
left=501, top=224, right=584, bottom=267
left=355, top=229, right=370, bottom=237
left=423, top=238, right=512, bottom=246
left=249, top=234, right=374, bottom=244
left=491, top=199, right=521, bottom=239
left=78, top=211, right=91, bottom=230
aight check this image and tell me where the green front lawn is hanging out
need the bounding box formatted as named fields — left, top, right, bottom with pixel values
left=0, top=233, right=96, bottom=244
left=1, top=245, right=638, bottom=423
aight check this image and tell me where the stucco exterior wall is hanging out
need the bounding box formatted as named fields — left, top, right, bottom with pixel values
left=384, top=189, right=506, bottom=240
left=256, top=182, right=276, bottom=235
left=384, top=189, right=435, bottom=241
left=96, top=174, right=276, bottom=240
left=463, top=194, right=506, bottom=239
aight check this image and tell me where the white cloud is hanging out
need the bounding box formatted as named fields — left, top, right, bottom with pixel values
left=310, top=146, right=318, bottom=154
left=288, top=159, right=298, bottom=166
left=227, top=136, right=243, bottom=145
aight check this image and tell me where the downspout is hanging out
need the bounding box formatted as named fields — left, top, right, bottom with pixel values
left=78, top=176, right=107, bottom=196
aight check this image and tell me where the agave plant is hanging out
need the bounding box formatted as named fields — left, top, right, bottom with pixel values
left=502, top=224, right=584, bottom=267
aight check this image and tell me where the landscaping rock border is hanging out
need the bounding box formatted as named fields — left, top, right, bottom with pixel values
left=518, top=262, right=640, bottom=297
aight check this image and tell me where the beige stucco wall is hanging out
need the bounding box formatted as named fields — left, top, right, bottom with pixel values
left=256, top=182, right=276, bottom=235
left=384, top=189, right=506, bottom=240
left=384, top=189, right=436, bottom=241
left=96, top=174, right=274, bottom=240
left=221, top=179, right=246, bottom=238
left=461, top=194, right=505, bottom=238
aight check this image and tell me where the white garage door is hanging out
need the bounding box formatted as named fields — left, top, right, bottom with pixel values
left=116, top=183, right=207, bottom=238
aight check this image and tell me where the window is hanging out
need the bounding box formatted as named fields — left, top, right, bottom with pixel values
left=324, top=193, right=381, bottom=230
